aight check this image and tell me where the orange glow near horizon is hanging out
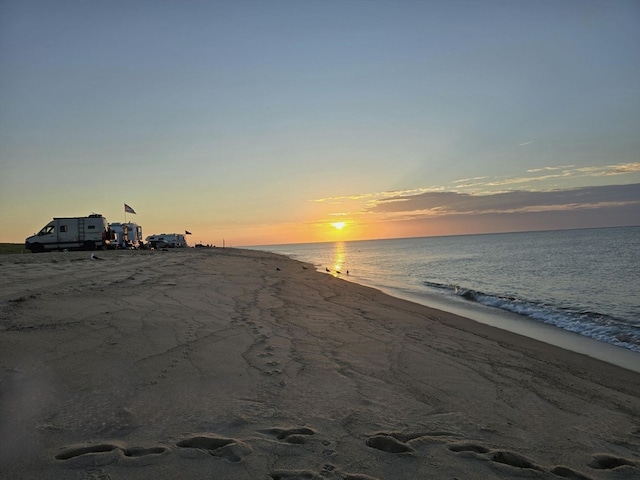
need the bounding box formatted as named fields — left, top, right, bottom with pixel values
left=186, top=214, right=397, bottom=247
left=331, top=221, right=346, bottom=230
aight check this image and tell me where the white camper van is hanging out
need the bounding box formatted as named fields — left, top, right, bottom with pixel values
left=145, top=233, right=187, bottom=249
left=25, top=214, right=113, bottom=253
left=109, top=222, right=143, bottom=249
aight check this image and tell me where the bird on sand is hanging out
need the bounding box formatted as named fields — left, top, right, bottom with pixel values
left=325, top=268, right=330, bottom=272
left=90, top=253, right=103, bottom=260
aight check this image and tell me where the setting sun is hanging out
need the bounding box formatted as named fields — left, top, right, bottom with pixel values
left=331, top=222, right=346, bottom=230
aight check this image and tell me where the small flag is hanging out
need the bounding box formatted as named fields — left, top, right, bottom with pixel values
left=185, top=230, right=192, bottom=235
left=124, top=203, right=136, bottom=214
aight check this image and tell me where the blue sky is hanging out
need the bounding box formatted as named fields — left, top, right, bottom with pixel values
left=1, top=0, right=638, bottom=245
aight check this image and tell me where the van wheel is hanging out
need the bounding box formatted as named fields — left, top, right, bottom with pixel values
left=83, top=241, right=96, bottom=251
left=30, top=243, right=44, bottom=253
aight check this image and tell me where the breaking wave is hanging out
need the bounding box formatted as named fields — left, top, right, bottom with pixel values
left=422, top=281, right=640, bottom=352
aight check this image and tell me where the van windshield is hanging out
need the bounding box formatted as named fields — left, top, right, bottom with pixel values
left=39, top=225, right=54, bottom=236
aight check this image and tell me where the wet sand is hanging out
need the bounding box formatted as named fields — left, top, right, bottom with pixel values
left=1, top=248, right=638, bottom=479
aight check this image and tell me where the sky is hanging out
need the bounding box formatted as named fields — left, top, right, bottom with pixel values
left=1, top=0, right=639, bottom=247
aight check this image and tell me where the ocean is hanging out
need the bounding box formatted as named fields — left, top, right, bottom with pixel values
left=253, top=226, right=640, bottom=355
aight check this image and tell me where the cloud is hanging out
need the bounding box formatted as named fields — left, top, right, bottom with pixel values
left=310, top=163, right=640, bottom=232
left=369, top=183, right=640, bottom=218
left=574, top=163, right=640, bottom=176
left=314, top=186, right=439, bottom=204
left=526, top=165, right=575, bottom=173
left=458, top=162, right=640, bottom=190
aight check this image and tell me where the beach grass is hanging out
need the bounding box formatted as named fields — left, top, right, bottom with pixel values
left=0, top=243, right=28, bottom=254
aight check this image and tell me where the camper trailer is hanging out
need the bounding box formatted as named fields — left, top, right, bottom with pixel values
left=145, top=233, right=187, bottom=249
left=109, top=222, right=143, bottom=249
left=25, top=214, right=113, bottom=253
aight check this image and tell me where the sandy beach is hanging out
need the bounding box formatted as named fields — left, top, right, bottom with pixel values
left=1, top=248, right=638, bottom=480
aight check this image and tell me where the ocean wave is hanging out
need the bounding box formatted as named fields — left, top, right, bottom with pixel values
left=422, top=281, right=640, bottom=352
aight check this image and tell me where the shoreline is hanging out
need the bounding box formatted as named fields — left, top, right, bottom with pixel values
left=1, top=248, right=638, bottom=479
left=336, top=272, right=640, bottom=374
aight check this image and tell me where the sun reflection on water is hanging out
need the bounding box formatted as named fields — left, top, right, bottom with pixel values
left=332, top=242, right=346, bottom=274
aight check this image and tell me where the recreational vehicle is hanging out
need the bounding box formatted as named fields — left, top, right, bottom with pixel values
left=145, top=233, right=187, bottom=249
left=25, top=214, right=113, bottom=252
left=109, top=222, right=144, bottom=249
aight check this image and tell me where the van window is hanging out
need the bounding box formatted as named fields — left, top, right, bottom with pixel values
left=87, top=225, right=96, bottom=230
left=39, top=225, right=54, bottom=236
left=60, top=225, right=68, bottom=233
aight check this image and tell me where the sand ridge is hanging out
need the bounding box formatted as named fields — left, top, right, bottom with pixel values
left=0, top=248, right=638, bottom=479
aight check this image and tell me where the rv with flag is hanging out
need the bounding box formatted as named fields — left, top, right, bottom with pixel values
left=109, top=222, right=144, bottom=249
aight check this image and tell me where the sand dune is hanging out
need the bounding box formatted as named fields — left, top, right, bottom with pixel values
left=1, top=248, right=638, bottom=479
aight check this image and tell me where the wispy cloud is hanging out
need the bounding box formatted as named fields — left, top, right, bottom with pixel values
left=314, top=186, right=440, bottom=204
left=469, top=163, right=640, bottom=190
left=574, top=163, right=640, bottom=176
left=484, top=172, right=573, bottom=187
left=519, top=141, right=533, bottom=147
left=452, top=176, right=489, bottom=184
left=370, top=184, right=640, bottom=218
left=526, top=165, right=575, bottom=173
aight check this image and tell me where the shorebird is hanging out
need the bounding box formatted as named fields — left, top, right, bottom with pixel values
left=325, top=268, right=330, bottom=272
left=90, top=253, right=103, bottom=260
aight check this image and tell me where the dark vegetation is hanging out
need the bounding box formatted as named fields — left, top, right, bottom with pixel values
left=0, top=243, right=28, bottom=254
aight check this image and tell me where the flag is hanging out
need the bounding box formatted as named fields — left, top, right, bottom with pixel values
left=124, top=203, right=136, bottom=214
left=185, top=230, right=192, bottom=235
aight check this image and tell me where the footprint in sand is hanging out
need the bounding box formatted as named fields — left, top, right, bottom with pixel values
left=489, top=450, right=544, bottom=471
left=365, top=435, right=414, bottom=454
left=55, top=443, right=169, bottom=467
left=55, top=443, right=120, bottom=461
left=365, top=430, right=459, bottom=455
left=549, top=466, right=594, bottom=480
left=175, top=434, right=252, bottom=462
left=588, top=453, right=636, bottom=470
left=448, top=441, right=595, bottom=479
left=260, top=426, right=316, bottom=444
left=448, top=442, right=490, bottom=454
